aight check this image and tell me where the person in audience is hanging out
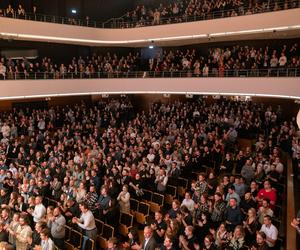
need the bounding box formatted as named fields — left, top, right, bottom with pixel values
left=122, top=229, right=139, bottom=249
left=15, top=215, right=32, bottom=250
left=167, top=200, right=181, bottom=219
left=202, top=234, right=217, bottom=250
left=7, top=212, right=20, bottom=247
left=47, top=207, right=66, bottom=249
left=40, top=228, right=55, bottom=250
left=250, top=231, right=269, bottom=250
left=117, top=184, right=130, bottom=214
left=107, top=237, right=119, bottom=250
left=257, top=181, right=277, bottom=209
left=243, top=208, right=259, bottom=245
left=181, top=192, right=195, bottom=213
left=210, top=192, right=226, bottom=228
left=155, top=169, right=168, bottom=193
left=141, top=226, right=157, bottom=250
left=151, top=211, right=167, bottom=245
left=224, top=198, right=242, bottom=232
left=28, top=221, right=47, bottom=250
left=72, top=202, right=97, bottom=241
left=260, top=215, right=278, bottom=249
left=0, top=222, right=8, bottom=242
left=228, top=225, right=245, bottom=249
left=213, top=222, right=229, bottom=248
left=0, top=97, right=293, bottom=250
left=30, top=196, right=46, bottom=224
left=290, top=209, right=300, bottom=234
left=179, top=225, right=195, bottom=250
left=225, top=185, right=241, bottom=206
left=258, top=199, right=274, bottom=225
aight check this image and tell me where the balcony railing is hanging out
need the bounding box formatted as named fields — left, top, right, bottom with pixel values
left=106, top=1, right=300, bottom=29
left=0, top=0, right=299, bottom=29
left=1, top=68, right=299, bottom=80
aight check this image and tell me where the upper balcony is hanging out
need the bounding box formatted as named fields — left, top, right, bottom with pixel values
left=0, top=7, right=300, bottom=47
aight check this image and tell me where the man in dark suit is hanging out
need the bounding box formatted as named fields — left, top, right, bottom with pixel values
left=141, top=226, right=157, bottom=250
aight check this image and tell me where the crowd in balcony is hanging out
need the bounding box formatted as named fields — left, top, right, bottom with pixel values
left=118, top=0, right=300, bottom=28
left=148, top=43, right=299, bottom=77
left=0, top=96, right=297, bottom=249
left=0, top=4, right=33, bottom=19
left=0, top=42, right=299, bottom=79
left=0, top=0, right=299, bottom=28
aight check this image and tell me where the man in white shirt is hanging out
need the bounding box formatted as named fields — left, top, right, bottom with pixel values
left=31, top=196, right=46, bottom=223
left=72, top=202, right=97, bottom=241
left=278, top=53, right=287, bottom=67
left=181, top=192, right=195, bottom=212
left=260, top=215, right=278, bottom=248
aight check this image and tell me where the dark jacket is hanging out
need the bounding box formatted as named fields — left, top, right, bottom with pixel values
left=142, top=236, right=157, bottom=250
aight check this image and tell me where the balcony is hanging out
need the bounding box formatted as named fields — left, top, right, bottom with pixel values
left=0, top=8, right=299, bottom=46
left=0, top=75, right=299, bottom=101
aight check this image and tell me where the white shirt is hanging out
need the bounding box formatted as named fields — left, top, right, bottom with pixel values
left=33, top=203, right=46, bottom=223
left=78, top=210, right=96, bottom=230
left=181, top=199, right=195, bottom=212
left=41, top=238, right=55, bottom=250
left=143, top=237, right=150, bottom=250
left=260, top=224, right=278, bottom=247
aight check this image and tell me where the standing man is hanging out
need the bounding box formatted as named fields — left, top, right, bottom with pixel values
left=47, top=207, right=66, bottom=249
left=141, top=226, right=157, bottom=250
left=72, top=202, right=97, bottom=241
left=30, top=196, right=46, bottom=224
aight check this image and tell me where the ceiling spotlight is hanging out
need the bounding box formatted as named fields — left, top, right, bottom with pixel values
left=71, top=9, right=77, bottom=14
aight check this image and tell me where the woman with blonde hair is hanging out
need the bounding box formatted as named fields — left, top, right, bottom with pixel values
left=73, top=181, right=87, bottom=203
left=166, top=219, right=180, bottom=249
left=228, top=225, right=245, bottom=250
left=117, top=184, right=130, bottom=213
left=214, top=222, right=229, bottom=248
left=243, top=207, right=259, bottom=245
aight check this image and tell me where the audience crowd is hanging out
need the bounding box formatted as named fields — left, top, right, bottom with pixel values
left=0, top=42, right=299, bottom=79
left=117, top=0, right=300, bottom=28
left=0, top=96, right=297, bottom=250
left=0, top=0, right=299, bottom=28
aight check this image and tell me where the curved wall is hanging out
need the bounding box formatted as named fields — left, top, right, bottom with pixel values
left=0, top=78, right=299, bottom=100
left=0, top=9, right=300, bottom=46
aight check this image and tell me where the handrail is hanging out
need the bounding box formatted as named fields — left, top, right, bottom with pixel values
left=286, top=157, right=296, bottom=250
left=0, top=0, right=299, bottom=29
left=0, top=68, right=299, bottom=80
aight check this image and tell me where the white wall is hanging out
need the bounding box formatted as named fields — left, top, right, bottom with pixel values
left=0, top=9, right=299, bottom=46
left=0, top=78, right=299, bottom=100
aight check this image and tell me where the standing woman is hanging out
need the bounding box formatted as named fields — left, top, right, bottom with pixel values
left=117, top=185, right=130, bottom=214
left=243, top=208, right=259, bottom=245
